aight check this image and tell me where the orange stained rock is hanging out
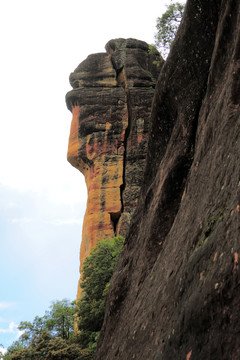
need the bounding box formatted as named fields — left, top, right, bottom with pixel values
left=186, top=350, right=192, bottom=360
left=67, top=105, right=80, bottom=169
left=67, top=105, right=89, bottom=174
left=234, top=252, right=238, bottom=264
left=199, top=271, right=204, bottom=280
left=69, top=114, right=127, bottom=304
left=76, top=154, right=123, bottom=301
left=213, top=252, right=218, bottom=262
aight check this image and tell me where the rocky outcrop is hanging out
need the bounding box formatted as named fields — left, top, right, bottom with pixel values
left=95, top=1, right=240, bottom=359
left=66, top=39, right=162, bottom=301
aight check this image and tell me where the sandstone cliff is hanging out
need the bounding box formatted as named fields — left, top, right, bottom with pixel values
left=95, top=1, right=240, bottom=359
left=66, top=39, right=162, bottom=301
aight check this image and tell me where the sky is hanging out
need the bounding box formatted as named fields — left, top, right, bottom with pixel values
left=0, top=0, right=169, bottom=353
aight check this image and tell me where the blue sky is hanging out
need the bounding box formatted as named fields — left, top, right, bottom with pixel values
left=0, top=0, right=168, bottom=354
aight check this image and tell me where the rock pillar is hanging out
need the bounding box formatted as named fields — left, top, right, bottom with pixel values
left=66, top=38, right=162, bottom=302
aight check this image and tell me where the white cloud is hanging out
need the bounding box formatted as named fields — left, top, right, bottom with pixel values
left=0, top=321, right=23, bottom=337
left=17, top=329, right=25, bottom=339
left=9, top=217, right=82, bottom=226
left=47, top=218, right=83, bottom=226
left=0, top=347, right=7, bottom=357
left=10, top=217, right=33, bottom=224
left=6, top=202, right=19, bottom=209
left=0, top=322, right=23, bottom=358
left=47, top=178, right=87, bottom=205
left=0, top=303, right=13, bottom=310
left=0, top=321, right=17, bottom=334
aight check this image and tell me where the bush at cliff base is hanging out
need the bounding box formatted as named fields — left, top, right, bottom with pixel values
left=11, top=333, right=92, bottom=360
left=3, top=331, right=92, bottom=360
left=76, top=236, right=125, bottom=349
left=3, top=236, right=124, bottom=360
left=2, top=300, right=91, bottom=360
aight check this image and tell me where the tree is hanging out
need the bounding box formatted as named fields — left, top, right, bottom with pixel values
left=154, top=1, right=185, bottom=59
left=44, top=299, right=75, bottom=340
left=18, top=316, right=47, bottom=347
left=8, top=331, right=91, bottom=360
left=77, top=236, right=124, bottom=349
left=2, top=341, right=25, bottom=360
left=3, top=237, right=124, bottom=359
left=3, top=299, right=76, bottom=360
left=17, top=299, right=75, bottom=346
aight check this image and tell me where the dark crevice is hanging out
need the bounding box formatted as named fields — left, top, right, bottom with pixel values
left=116, top=66, right=124, bottom=76
left=110, top=212, right=121, bottom=236
left=120, top=89, right=132, bottom=213
left=108, top=54, right=131, bottom=215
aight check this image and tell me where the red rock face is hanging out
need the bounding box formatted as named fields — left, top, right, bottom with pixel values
left=66, top=39, right=162, bottom=302
left=95, top=1, right=240, bottom=359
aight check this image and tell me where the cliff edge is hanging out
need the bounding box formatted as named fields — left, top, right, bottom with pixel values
left=95, top=0, right=240, bottom=359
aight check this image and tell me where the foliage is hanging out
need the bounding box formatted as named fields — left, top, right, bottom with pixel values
left=2, top=341, right=25, bottom=360
left=3, top=299, right=76, bottom=360
left=18, top=315, right=48, bottom=347
left=77, top=236, right=125, bottom=349
left=154, top=1, right=185, bottom=59
left=147, top=44, right=163, bottom=68
left=16, top=299, right=75, bottom=347
left=44, top=299, right=75, bottom=340
left=9, top=331, right=91, bottom=360
left=3, top=236, right=124, bottom=359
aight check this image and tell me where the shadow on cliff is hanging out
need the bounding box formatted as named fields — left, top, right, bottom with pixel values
left=96, top=0, right=240, bottom=359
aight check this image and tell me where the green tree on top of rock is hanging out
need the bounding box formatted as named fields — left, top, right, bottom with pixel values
left=154, top=1, right=185, bottom=59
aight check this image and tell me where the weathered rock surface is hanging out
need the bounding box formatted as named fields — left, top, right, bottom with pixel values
left=66, top=39, right=162, bottom=301
left=95, top=1, right=240, bottom=359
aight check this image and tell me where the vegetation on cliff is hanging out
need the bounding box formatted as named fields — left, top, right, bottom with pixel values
left=76, top=236, right=125, bottom=353
left=151, top=1, right=185, bottom=59
left=3, top=236, right=124, bottom=360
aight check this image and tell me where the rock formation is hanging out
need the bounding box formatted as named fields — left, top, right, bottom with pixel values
left=66, top=39, right=162, bottom=301
left=94, top=1, right=240, bottom=359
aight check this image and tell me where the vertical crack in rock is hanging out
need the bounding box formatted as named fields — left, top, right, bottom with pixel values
left=104, top=38, right=163, bottom=237
left=120, top=86, right=131, bottom=214
left=108, top=62, right=130, bottom=222
left=106, top=39, right=129, bottom=220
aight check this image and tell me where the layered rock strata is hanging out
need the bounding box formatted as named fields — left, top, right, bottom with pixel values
left=95, top=1, right=240, bottom=359
left=66, top=38, right=162, bottom=301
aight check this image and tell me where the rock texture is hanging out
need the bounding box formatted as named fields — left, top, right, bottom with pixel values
left=66, top=39, right=162, bottom=301
left=95, top=1, right=240, bottom=359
